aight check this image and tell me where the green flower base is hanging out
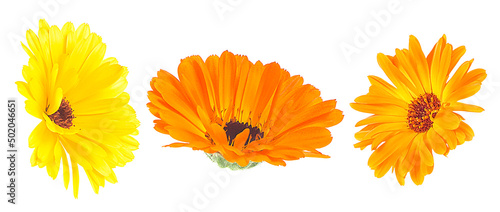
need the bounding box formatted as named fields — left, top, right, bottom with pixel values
left=206, top=153, right=260, bottom=170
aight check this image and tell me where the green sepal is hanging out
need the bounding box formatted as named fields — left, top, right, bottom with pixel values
left=206, top=152, right=260, bottom=170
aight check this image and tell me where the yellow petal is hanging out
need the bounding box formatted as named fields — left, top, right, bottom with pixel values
left=28, top=121, right=50, bottom=148
left=60, top=143, right=70, bottom=189
left=72, top=92, right=129, bottom=116
left=70, top=156, right=79, bottom=199
left=47, top=87, right=63, bottom=115
left=42, top=113, right=79, bottom=135
left=75, top=22, right=90, bottom=41
left=28, top=79, right=47, bottom=111
left=39, top=19, right=50, bottom=31
left=49, top=25, right=63, bottom=66
left=105, top=170, right=117, bottom=184
left=25, top=99, right=43, bottom=119
left=16, top=81, right=32, bottom=99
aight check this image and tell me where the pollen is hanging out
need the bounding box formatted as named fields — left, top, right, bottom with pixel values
left=407, top=93, right=441, bottom=133
left=224, top=120, right=263, bottom=147
left=48, top=98, right=75, bottom=129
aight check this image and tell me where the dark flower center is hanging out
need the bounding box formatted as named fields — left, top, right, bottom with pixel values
left=224, top=120, right=263, bottom=146
left=48, top=98, right=75, bottom=129
left=407, top=93, right=441, bottom=133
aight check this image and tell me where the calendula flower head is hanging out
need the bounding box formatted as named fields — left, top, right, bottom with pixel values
left=16, top=20, right=140, bottom=198
left=351, top=35, right=486, bottom=185
left=148, top=51, right=343, bottom=169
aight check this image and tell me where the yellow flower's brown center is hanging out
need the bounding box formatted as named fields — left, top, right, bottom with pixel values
left=407, top=93, right=441, bottom=133
left=224, top=120, right=263, bottom=146
left=48, top=98, right=75, bottom=129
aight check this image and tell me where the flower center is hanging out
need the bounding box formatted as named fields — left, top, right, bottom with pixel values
left=48, top=98, right=75, bottom=129
left=223, top=120, right=263, bottom=146
left=407, top=93, right=441, bottom=133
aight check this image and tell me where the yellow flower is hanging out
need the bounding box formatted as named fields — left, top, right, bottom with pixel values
left=351, top=35, right=486, bottom=185
left=16, top=20, right=139, bottom=198
left=148, top=51, right=343, bottom=169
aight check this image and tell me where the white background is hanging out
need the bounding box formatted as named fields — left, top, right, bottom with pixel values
left=1, top=0, right=500, bottom=211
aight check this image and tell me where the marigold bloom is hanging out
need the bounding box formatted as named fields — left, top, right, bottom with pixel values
left=148, top=51, right=343, bottom=169
left=16, top=20, right=139, bottom=198
left=351, top=35, right=486, bottom=185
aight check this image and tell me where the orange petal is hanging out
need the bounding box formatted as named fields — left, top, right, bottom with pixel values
left=153, top=119, right=169, bottom=134
left=353, top=138, right=374, bottom=150
left=442, top=60, right=472, bottom=98
left=164, top=127, right=212, bottom=149
left=394, top=48, right=425, bottom=94
left=158, top=109, right=205, bottom=138
left=367, top=76, right=400, bottom=100
left=426, top=128, right=448, bottom=155
left=274, top=127, right=332, bottom=150
left=446, top=102, right=484, bottom=112
left=232, top=128, right=250, bottom=150
left=449, top=46, right=466, bottom=73
left=445, top=68, right=486, bottom=102
left=368, top=131, right=414, bottom=168
left=434, top=108, right=460, bottom=130
left=217, top=51, right=237, bottom=116
left=445, top=82, right=482, bottom=103
left=354, top=95, right=408, bottom=108
left=350, top=103, right=407, bottom=116
left=455, top=129, right=466, bottom=145
left=434, top=124, right=458, bottom=150
left=364, top=122, right=408, bottom=139
left=355, top=115, right=405, bottom=127
left=396, top=133, right=423, bottom=178
left=461, top=68, right=487, bottom=86
left=279, top=100, right=343, bottom=136
left=457, top=121, right=474, bottom=141
left=377, top=53, right=417, bottom=99
left=178, top=56, right=214, bottom=119
left=408, top=35, right=431, bottom=92
left=265, top=148, right=305, bottom=160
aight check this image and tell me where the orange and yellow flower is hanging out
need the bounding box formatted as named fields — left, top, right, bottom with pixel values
left=351, top=35, right=486, bottom=185
left=148, top=51, right=343, bottom=169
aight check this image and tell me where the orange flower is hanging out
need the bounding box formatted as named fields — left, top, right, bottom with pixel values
left=148, top=51, right=343, bottom=169
left=351, top=35, right=486, bottom=185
